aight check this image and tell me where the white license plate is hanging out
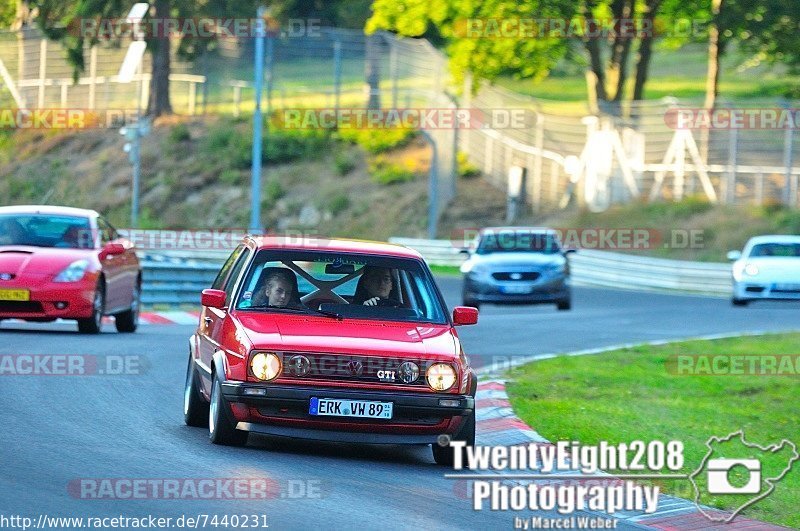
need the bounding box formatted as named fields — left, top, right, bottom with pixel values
left=309, top=397, right=393, bottom=419
left=501, top=285, right=531, bottom=294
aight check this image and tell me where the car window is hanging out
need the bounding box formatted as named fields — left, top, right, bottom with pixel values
left=223, top=248, right=251, bottom=306
left=211, top=245, right=245, bottom=291
left=0, top=214, right=92, bottom=249
left=477, top=230, right=561, bottom=255
left=235, top=250, right=447, bottom=324
left=749, top=243, right=800, bottom=257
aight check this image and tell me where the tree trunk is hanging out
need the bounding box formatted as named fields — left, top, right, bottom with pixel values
left=582, top=0, right=607, bottom=106
left=147, top=0, right=172, bottom=116
left=609, top=0, right=633, bottom=105
left=701, top=0, right=725, bottom=163
left=632, top=0, right=661, bottom=101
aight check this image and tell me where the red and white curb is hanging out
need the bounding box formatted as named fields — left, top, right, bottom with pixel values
left=473, top=380, right=789, bottom=530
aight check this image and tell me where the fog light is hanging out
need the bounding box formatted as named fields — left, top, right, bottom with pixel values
left=243, top=388, right=267, bottom=396
left=398, top=361, right=420, bottom=384
left=438, top=399, right=461, bottom=407
left=54, top=302, right=68, bottom=309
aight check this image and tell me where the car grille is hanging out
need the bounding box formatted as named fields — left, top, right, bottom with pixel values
left=492, top=272, right=540, bottom=281
left=0, top=301, right=43, bottom=313
left=280, top=353, right=432, bottom=387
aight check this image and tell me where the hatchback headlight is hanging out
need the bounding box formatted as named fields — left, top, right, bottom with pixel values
left=426, top=363, right=456, bottom=391
left=53, top=260, right=89, bottom=282
left=250, top=352, right=281, bottom=381
left=744, top=264, right=759, bottom=276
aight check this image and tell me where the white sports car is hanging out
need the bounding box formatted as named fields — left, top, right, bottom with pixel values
left=728, top=235, right=800, bottom=306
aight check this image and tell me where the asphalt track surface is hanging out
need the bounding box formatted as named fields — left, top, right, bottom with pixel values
left=1, top=279, right=798, bottom=530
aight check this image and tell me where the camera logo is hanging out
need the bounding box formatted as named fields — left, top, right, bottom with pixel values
left=689, top=430, right=798, bottom=523
left=706, top=458, right=761, bottom=494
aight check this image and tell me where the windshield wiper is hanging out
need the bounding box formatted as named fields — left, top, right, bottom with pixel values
left=244, top=304, right=343, bottom=320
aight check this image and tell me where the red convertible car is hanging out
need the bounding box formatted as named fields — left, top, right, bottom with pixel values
left=0, top=205, right=141, bottom=333
left=184, top=236, right=479, bottom=465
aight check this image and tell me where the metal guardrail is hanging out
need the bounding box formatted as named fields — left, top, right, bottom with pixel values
left=139, top=240, right=733, bottom=306
left=388, top=237, right=732, bottom=296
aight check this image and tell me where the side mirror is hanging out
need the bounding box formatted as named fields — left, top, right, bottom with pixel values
left=726, top=250, right=742, bottom=261
left=452, top=306, right=478, bottom=325
left=99, top=242, right=125, bottom=259
left=201, top=288, right=227, bottom=309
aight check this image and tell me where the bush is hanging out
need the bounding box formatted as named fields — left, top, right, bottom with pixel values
left=328, top=193, right=351, bottom=215
left=264, top=180, right=286, bottom=204
left=219, top=169, right=243, bottom=186
left=168, top=123, right=191, bottom=144
left=457, top=151, right=481, bottom=178
left=336, top=127, right=415, bottom=154
left=369, top=156, right=416, bottom=185
left=334, top=150, right=357, bottom=175
left=263, top=127, right=331, bottom=164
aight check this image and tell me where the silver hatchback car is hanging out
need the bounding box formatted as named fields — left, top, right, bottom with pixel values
left=460, top=227, right=573, bottom=310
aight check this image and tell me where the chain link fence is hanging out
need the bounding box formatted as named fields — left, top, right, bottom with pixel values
left=1, top=25, right=798, bottom=220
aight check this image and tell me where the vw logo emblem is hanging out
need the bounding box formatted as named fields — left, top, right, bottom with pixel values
left=288, top=355, right=311, bottom=377
left=510, top=272, right=522, bottom=280
left=346, top=360, right=363, bottom=376
left=0, top=273, right=12, bottom=281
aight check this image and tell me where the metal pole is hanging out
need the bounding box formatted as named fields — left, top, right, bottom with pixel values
left=421, top=131, right=439, bottom=239
left=333, top=40, right=342, bottom=114
left=250, top=7, right=266, bottom=233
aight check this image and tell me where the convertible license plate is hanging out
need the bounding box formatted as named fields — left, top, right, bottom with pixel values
left=501, top=285, right=531, bottom=294
left=309, top=397, right=393, bottom=419
left=0, top=289, right=30, bottom=301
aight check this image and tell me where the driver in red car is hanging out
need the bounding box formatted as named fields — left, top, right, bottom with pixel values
left=355, top=266, right=398, bottom=306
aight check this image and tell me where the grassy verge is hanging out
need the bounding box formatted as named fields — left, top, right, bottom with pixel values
left=506, top=333, right=800, bottom=527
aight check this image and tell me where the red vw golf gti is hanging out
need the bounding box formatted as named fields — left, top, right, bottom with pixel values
left=0, top=205, right=141, bottom=333
left=184, top=236, right=479, bottom=465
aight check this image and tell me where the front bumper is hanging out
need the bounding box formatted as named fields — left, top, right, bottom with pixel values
left=0, top=279, right=95, bottom=320
left=733, top=280, right=800, bottom=301
left=221, top=382, right=475, bottom=444
left=464, top=274, right=570, bottom=304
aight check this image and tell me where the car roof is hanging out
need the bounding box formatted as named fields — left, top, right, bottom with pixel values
left=248, top=236, right=424, bottom=259
left=747, top=235, right=800, bottom=244
left=479, top=226, right=557, bottom=234
left=0, top=205, right=98, bottom=218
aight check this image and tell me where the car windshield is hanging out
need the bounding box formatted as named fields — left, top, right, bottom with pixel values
left=476, top=230, right=561, bottom=255
left=0, top=214, right=93, bottom=249
left=749, top=243, right=800, bottom=257
left=235, top=250, right=448, bottom=324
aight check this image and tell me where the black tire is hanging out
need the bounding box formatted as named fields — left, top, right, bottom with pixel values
left=209, top=373, right=248, bottom=446
left=432, top=410, right=476, bottom=466
left=77, top=283, right=104, bottom=334
left=556, top=298, right=572, bottom=311
left=732, top=298, right=749, bottom=307
left=184, top=353, right=209, bottom=427
left=115, top=282, right=140, bottom=333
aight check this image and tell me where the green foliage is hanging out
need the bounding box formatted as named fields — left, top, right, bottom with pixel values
left=328, top=192, right=351, bottom=214
left=368, top=156, right=416, bottom=185
left=168, top=123, right=191, bottom=144
left=457, top=151, right=481, bottom=178
left=264, top=180, right=286, bottom=204
left=334, top=150, right=358, bottom=175
left=263, top=127, right=330, bottom=163
left=336, top=127, right=414, bottom=154
left=218, top=168, right=243, bottom=186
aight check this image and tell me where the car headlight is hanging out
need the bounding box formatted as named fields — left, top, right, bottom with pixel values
left=250, top=352, right=281, bottom=381
left=744, top=264, right=759, bottom=276
left=426, top=363, right=456, bottom=391
left=53, top=260, right=89, bottom=282
left=398, top=361, right=420, bottom=384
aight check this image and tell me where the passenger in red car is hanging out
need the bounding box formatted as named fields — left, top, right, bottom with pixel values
left=354, top=266, right=397, bottom=306
left=254, top=269, right=299, bottom=308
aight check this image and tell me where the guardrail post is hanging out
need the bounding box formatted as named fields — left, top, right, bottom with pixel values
left=725, top=127, right=738, bottom=204
left=188, top=81, right=196, bottom=115
left=38, top=39, right=46, bottom=108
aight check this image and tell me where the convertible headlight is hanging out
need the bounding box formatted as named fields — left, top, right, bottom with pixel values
left=744, top=264, right=759, bottom=276
left=426, top=363, right=456, bottom=391
left=250, top=352, right=281, bottom=381
left=53, top=260, right=89, bottom=282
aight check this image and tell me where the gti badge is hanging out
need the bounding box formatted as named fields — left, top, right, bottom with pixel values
left=377, top=370, right=396, bottom=382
